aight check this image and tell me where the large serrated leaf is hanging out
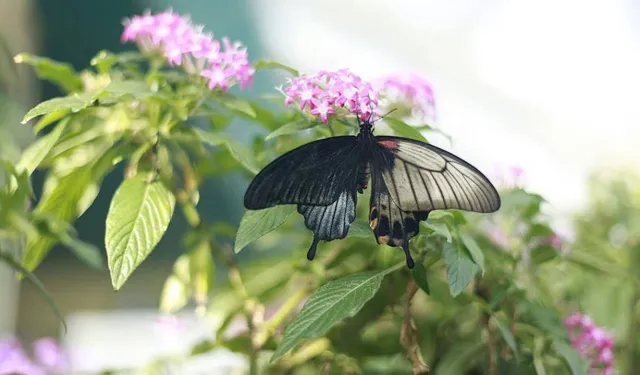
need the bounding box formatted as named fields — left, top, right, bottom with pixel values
left=234, top=206, right=295, bottom=253
left=442, top=242, right=479, bottom=297
left=105, top=174, right=175, bottom=290
left=272, top=271, right=386, bottom=361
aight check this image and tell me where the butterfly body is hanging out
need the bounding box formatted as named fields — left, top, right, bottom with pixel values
left=244, top=119, right=500, bottom=268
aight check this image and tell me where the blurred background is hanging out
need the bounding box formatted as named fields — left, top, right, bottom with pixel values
left=1, top=0, right=639, bottom=373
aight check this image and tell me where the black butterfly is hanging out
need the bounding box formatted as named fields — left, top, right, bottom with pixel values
left=244, top=117, right=501, bottom=268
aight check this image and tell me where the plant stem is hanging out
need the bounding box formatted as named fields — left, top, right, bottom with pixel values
left=627, top=240, right=640, bottom=373
left=400, top=279, right=430, bottom=375
left=254, top=287, right=309, bottom=348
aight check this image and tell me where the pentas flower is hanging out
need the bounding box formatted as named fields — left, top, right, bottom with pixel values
left=564, top=313, right=615, bottom=374
left=281, top=69, right=378, bottom=123
left=376, top=74, right=436, bottom=124
left=121, top=10, right=254, bottom=91
left=0, top=336, right=69, bottom=375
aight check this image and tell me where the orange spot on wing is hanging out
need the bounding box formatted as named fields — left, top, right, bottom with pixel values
left=378, top=140, right=399, bottom=150
left=378, top=235, right=390, bottom=245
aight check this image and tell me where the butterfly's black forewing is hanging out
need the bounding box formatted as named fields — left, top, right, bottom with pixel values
left=244, top=136, right=359, bottom=209
left=374, top=136, right=501, bottom=213
left=369, top=136, right=500, bottom=268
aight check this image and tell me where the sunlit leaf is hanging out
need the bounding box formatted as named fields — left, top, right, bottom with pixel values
left=234, top=206, right=295, bottom=253
left=105, top=174, right=175, bottom=290
left=442, top=242, right=479, bottom=297
left=100, top=80, right=155, bottom=103
left=22, top=93, right=96, bottom=123
left=16, top=119, right=68, bottom=175
left=272, top=270, right=387, bottom=361
left=14, top=53, right=82, bottom=93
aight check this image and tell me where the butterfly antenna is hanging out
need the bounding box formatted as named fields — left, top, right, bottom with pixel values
left=372, top=108, right=398, bottom=124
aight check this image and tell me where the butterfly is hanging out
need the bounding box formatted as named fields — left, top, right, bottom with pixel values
left=243, top=116, right=501, bottom=268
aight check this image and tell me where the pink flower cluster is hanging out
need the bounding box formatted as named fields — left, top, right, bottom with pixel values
left=564, top=313, right=615, bottom=374
left=281, top=69, right=378, bottom=123
left=121, top=10, right=253, bottom=91
left=0, top=336, right=68, bottom=375
left=376, top=74, right=436, bottom=123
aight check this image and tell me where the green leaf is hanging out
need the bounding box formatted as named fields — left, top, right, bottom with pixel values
left=105, top=174, right=176, bottom=290
left=61, top=237, right=104, bottom=269
left=189, top=239, right=214, bottom=306
left=254, top=60, right=299, bottom=76
left=33, top=110, right=68, bottom=134
left=160, top=254, right=191, bottom=313
left=494, top=317, right=519, bottom=361
left=16, top=119, right=68, bottom=175
left=221, top=97, right=256, bottom=118
left=348, top=220, right=374, bottom=238
left=234, top=206, right=295, bottom=253
left=194, top=129, right=259, bottom=174
left=22, top=93, right=96, bottom=123
left=411, top=262, right=431, bottom=295
left=14, top=53, right=82, bottom=93
left=272, top=270, right=386, bottom=361
left=553, top=340, right=588, bottom=375
left=442, top=242, right=479, bottom=297
left=265, top=119, right=321, bottom=140
left=160, top=275, right=189, bottom=313
left=383, top=117, right=428, bottom=142
left=422, top=221, right=452, bottom=242
left=100, top=80, right=154, bottom=102
left=0, top=251, right=67, bottom=332
left=460, top=233, right=485, bottom=271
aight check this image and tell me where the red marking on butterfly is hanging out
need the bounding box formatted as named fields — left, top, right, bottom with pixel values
left=378, top=140, right=399, bottom=149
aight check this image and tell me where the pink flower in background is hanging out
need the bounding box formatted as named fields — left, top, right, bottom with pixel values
left=564, top=313, right=615, bottom=373
left=32, top=338, right=69, bottom=374
left=281, top=69, right=378, bottom=123
left=121, top=10, right=254, bottom=91
left=376, top=74, right=436, bottom=123
left=0, top=336, right=70, bottom=375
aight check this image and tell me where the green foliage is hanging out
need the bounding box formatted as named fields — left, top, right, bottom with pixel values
left=3, top=44, right=627, bottom=375
left=105, top=173, right=175, bottom=290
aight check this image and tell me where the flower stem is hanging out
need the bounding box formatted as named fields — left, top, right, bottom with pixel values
left=400, top=279, right=430, bottom=374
